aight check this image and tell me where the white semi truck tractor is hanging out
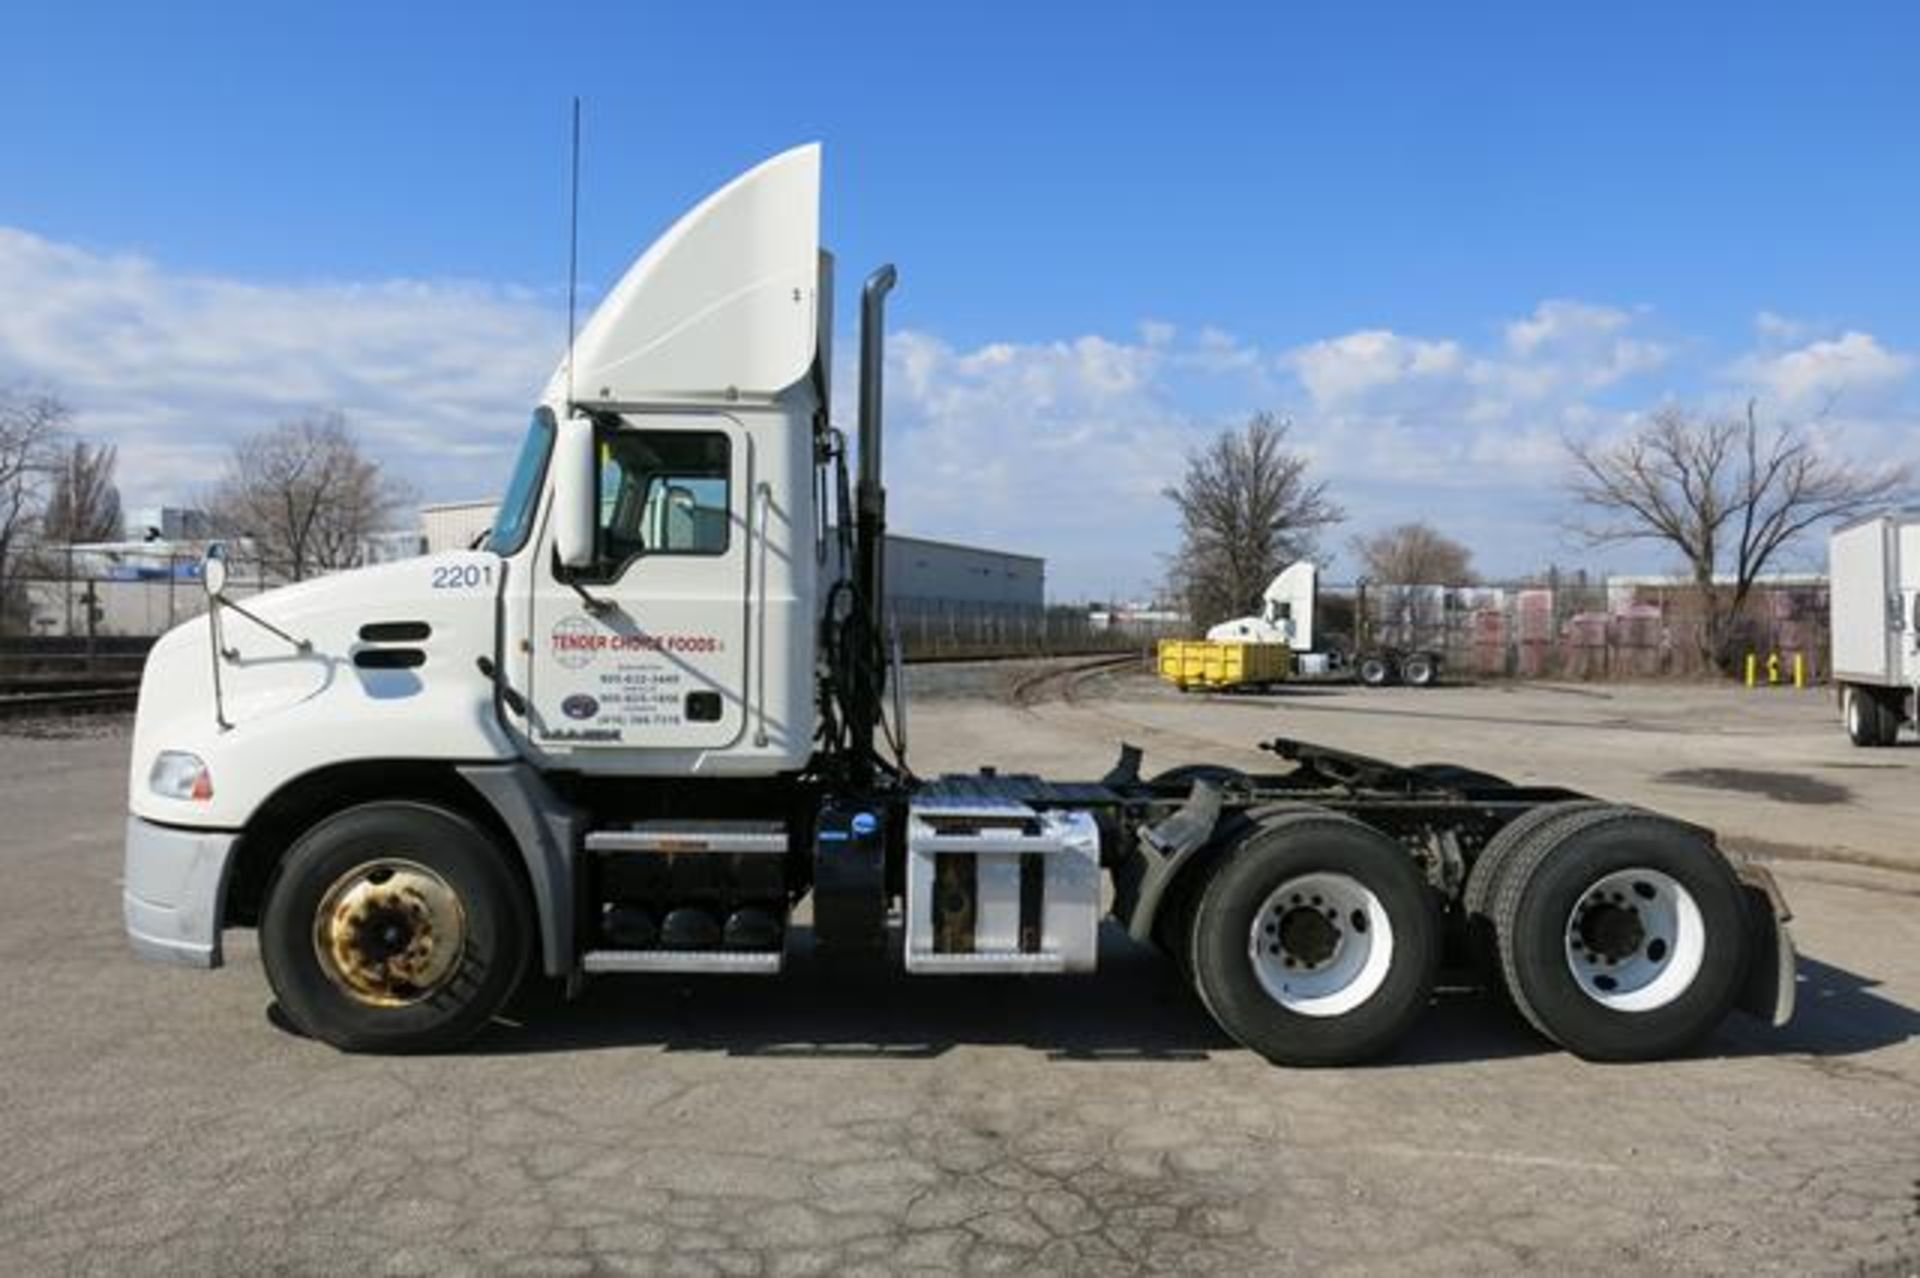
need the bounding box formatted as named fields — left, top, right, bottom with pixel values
left=122, top=145, right=1795, bottom=1064
left=1205, top=561, right=1445, bottom=686
left=1831, top=512, right=1920, bottom=746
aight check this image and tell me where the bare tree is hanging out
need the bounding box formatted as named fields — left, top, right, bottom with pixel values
left=1164, top=413, right=1343, bottom=628
left=43, top=441, right=124, bottom=545
left=207, top=412, right=415, bottom=581
left=1351, top=521, right=1476, bottom=585
left=1567, top=402, right=1910, bottom=670
left=0, top=387, right=70, bottom=627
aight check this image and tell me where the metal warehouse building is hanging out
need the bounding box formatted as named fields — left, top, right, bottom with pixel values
left=418, top=502, right=1044, bottom=612
left=883, top=533, right=1044, bottom=612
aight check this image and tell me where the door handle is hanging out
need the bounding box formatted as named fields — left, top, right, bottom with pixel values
left=752, top=482, right=773, bottom=748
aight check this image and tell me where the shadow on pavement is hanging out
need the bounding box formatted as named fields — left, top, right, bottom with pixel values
left=476, top=926, right=1230, bottom=1061
left=1718, top=956, right=1920, bottom=1059
left=441, top=925, right=1563, bottom=1064
left=265, top=937, right=1913, bottom=1067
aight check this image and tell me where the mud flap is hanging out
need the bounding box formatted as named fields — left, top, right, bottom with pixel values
left=1116, top=779, right=1224, bottom=943
left=1733, top=860, right=1797, bottom=1028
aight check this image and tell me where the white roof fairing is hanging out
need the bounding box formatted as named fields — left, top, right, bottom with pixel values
left=548, top=143, right=822, bottom=406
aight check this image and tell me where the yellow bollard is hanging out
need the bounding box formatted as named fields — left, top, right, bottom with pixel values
left=1766, top=652, right=1781, bottom=685
left=1745, top=652, right=1757, bottom=688
left=1793, top=653, right=1806, bottom=689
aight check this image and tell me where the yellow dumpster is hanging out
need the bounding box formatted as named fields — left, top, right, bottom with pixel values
left=1156, top=640, right=1293, bottom=691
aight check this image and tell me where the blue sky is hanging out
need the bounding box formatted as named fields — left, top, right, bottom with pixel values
left=3, top=2, right=1916, bottom=598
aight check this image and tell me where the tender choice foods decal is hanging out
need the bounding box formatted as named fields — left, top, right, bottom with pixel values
left=543, top=614, right=727, bottom=737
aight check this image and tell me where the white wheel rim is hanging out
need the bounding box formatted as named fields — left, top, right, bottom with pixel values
left=1247, top=872, right=1395, bottom=1017
left=1562, top=868, right=1705, bottom=1012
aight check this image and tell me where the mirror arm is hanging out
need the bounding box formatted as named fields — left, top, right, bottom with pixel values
left=560, top=568, right=617, bottom=617
left=214, top=596, right=313, bottom=654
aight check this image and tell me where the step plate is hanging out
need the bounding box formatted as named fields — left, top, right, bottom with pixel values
left=903, top=949, right=1069, bottom=975
left=587, top=821, right=788, bottom=856
left=581, top=949, right=783, bottom=975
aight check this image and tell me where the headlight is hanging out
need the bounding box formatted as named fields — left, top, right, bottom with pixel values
left=149, top=751, right=213, bottom=801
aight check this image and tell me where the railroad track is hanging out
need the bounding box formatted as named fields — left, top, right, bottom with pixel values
left=1008, top=653, right=1142, bottom=709
left=0, top=685, right=139, bottom=720
left=1007, top=652, right=1281, bottom=771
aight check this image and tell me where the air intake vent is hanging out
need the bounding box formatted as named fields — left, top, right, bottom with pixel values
left=359, top=621, right=431, bottom=643
left=353, top=648, right=425, bottom=670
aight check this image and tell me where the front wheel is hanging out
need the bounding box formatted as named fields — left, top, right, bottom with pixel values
left=1356, top=655, right=1394, bottom=687
left=1189, top=811, right=1440, bottom=1066
left=260, top=802, right=532, bottom=1053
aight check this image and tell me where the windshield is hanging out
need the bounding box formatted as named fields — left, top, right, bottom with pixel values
left=487, top=408, right=555, bottom=555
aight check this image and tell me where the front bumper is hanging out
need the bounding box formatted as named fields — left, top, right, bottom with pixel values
left=123, top=816, right=237, bottom=969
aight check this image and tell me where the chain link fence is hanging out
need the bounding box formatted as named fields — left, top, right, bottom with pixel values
left=1343, top=579, right=1831, bottom=681
left=0, top=550, right=287, bottom=679
left=2, top=548, right=1833, bottom=683
left=888, top=597, right=1174, bottom=662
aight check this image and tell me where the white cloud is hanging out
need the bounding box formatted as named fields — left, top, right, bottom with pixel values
left=1288, top=330, right=1466, bottom=407
left=1732, top=330, right=1913, bottom=407
left=0, top=227, right=562, bottom=508
left=1284, top=300, right=1667, bottom=425
left=1754, top=310, right=1807, bottom=345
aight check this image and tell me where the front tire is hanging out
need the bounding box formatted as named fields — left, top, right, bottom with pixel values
left=260, top=802, right=532, bottom=1053
left=1357, top=655, right=1394, bottom=687
left=1189, top=811, right=1440, bottom=1066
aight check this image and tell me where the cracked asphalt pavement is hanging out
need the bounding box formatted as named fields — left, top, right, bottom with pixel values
left=2, top=674, right=1918, bottom=1274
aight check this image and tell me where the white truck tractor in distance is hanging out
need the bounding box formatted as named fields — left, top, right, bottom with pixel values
left=123, top=145, right=1795, bottom=1065
left=1831, top=512, right=1920, bottom=746
left=1206, top=561, right=1444, bottom=687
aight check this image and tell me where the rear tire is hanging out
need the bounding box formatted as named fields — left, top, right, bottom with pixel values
left=1357, top=655, right=1394, bottom=687
left=260, top=802, right=532, bottom=1053
left=1493, top=808, right=1750, bottom=1061
left=1843, top=685, right=1901, bottom=747
left=1400, top=653, right=1438, bottom=687
left=1460, top=801, right=1612, bottom=989
left=1189, top=811, right=1440, bottom=1066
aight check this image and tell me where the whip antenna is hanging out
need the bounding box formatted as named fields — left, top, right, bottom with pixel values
left=566, top=96, right=581, bottom=409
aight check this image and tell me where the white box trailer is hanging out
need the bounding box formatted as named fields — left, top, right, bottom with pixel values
left=1831, top=513, right=1920, bottom=746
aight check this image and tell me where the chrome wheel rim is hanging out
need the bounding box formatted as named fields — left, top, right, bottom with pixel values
left=1562, top=868, right=1704, bottom=1012
left=313, top=859, right=467, bottom=1008
left=1247, top=872, right=1395, bottom=1017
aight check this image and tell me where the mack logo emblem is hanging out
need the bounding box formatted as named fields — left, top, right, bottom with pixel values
left=561, top=694, right=599, bottom=720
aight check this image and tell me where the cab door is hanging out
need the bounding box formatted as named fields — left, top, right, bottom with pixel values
left=524, top=412, right=753, bottom=754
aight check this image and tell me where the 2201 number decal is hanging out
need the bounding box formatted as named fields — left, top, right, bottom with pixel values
left=430, top=563, right=493, bottom=589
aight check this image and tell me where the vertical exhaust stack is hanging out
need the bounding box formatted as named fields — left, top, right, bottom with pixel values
left=853, top=264, right=897, bottom=780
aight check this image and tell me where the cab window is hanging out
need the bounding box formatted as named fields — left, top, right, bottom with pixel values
left=590, top=428, right=730, bottom=577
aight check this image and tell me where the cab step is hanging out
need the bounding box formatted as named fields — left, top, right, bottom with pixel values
left=586, top=820, right=788, bottom=855
left=580, top=948, right=784, bottom=975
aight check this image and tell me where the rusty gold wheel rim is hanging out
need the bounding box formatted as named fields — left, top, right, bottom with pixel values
left=312, top=859, right=467, bottom=1008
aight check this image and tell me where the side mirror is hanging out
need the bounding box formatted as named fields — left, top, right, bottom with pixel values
left=202, top=543, right=229, bottom=598
left=552, top=415, right=597, bottom=570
